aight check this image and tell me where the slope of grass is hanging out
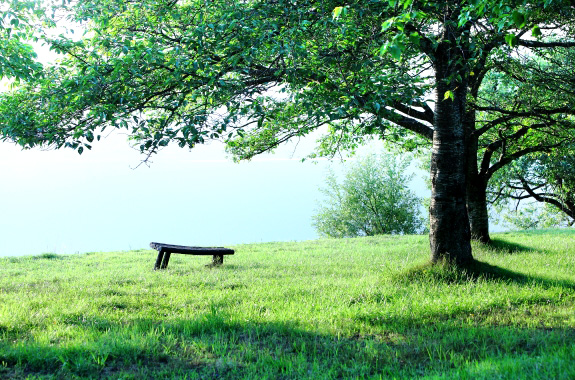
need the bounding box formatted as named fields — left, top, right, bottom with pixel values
left=1, top=230, right=574, bottom=379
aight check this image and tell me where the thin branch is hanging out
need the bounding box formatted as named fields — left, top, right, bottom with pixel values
left=518, top=40, right=575, bottom=48
left=475, top=105, right=575, bottom=117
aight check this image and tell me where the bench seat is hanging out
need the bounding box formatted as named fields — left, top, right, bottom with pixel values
left=150, top=242, right=234, bottom=269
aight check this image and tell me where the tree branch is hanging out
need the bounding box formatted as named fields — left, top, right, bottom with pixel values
left=487, top=143, right=561, bottom=179
left=379, top=108, right=434, bottom=140
left=391, top=101, right=434, bottom=124
left=475, top=105, right=575, bottom=117
left=518, top=40, right=575, bottom=48
left=518, top=177, right=575, bottom=219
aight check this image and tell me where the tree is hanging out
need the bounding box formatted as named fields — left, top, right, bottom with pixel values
left=465, top=44, right=575, bottom=243
left=1, top=0, right=575, bottom=266
left=313, top=153, right=425, bottom=238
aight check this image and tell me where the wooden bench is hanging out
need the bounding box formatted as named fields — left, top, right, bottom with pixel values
left=150, top=242, right=234, bottom=270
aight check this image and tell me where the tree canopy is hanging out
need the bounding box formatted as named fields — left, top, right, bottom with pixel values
left=1, top=0, right=575, bottom=266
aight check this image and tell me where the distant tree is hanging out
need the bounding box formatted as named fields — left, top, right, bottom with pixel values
left=313, top=154, right=425, bottom=238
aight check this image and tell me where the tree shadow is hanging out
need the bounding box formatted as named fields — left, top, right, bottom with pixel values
left=394, top=259, right=575, bottom=290
left=2, top=309, right=574, bottom=379
left=485, top=238, right=537, bottom=254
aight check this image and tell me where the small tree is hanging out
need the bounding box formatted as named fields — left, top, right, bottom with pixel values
left=313, top=154, right=425, bottom=238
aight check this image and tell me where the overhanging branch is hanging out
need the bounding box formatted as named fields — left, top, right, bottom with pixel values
left=518, top=40, right=575, bottom=48
left=391, top=101, right=435, bottom=124
left=379, top=107, right=434, bottom=140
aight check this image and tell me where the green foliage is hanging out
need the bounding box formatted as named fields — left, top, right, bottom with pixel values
left=313, top=153, right=425, bottom=237
left=476, top=47, right=575, bottom=162
left=1, top=231, right=575, bottom=378
left=1, top=0, right=570, bottom=194
left=0, top=0, right=572, bottom=166
left=465, top=38, right=575, bottom=241
left=0, top=0, right=53, bottom=81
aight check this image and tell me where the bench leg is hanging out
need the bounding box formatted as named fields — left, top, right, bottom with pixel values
left=212, top=254, right=224, bottom=266
left=160, top=252, right=171, bottom=269
left=154, top=251, right=164, bottom=270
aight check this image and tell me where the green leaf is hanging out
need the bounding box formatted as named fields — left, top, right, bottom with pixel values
left=408, top=32, right=420, bottom=46
left=443, top=90, right=454, bottom=101
left=512, top=10, right=526, bottom=28
left=531, top=25, right=542, bottom=37
left=505, top=34, right=518, bottom=47
left=382, top=18, right=395, bottom=32
left=388, top=45, right=402, bottom=60
left=332, top=6, right=343, bottom=20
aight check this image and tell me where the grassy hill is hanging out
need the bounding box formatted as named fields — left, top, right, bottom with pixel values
left=1, top=230, right=574, bottom=379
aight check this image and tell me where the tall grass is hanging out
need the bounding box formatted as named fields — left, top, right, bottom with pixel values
left=1, top=231, right=574, bottom=379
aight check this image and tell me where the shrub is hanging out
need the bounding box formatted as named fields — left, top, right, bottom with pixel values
left=313, top=153, right=425, bottom=238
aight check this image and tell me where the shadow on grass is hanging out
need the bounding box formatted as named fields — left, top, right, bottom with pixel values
left=1, top=310, right=575, bottom=379
left=0, top=310, right=575, bottom=379
left=32, top=253, right=63, bottom=260
left=486, top=238, right=537, bottom=254
left=393, top=260, right=575, bottom=290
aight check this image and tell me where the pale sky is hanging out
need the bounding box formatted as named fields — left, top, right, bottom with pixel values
left=0, top=127, right=435, bottom=257
left=0, top=132, right=332, bottom=256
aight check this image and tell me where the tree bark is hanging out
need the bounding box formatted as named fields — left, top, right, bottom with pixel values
left=465, top=117, right=491, bottom=244
left=429, top=32, right=474, bottom=266
left=467, top=176, right=491, bottom=243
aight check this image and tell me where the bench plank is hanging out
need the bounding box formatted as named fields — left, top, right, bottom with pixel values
left=150, top=242, right=234, bottom=269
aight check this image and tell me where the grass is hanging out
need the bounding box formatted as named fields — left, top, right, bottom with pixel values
left=1, top=230, right=574, bottom=379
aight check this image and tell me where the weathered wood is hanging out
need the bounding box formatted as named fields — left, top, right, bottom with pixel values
left=212, top=254, right=224, bottom=266
left=150, top=242, right=234, bottom=270
left=160, top=251, right=171, bottom=269
left=154, top=250, right=165, bottom=269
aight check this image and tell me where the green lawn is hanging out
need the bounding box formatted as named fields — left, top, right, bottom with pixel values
left=1, top=230, right=574, bottom=379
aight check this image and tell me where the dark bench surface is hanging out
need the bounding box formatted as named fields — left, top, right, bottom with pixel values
left=150, top=242, right=234, bottom=270
left=150, top=242, right=235, bottom=255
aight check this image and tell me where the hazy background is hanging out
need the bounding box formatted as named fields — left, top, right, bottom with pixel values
left=0, top=131, right=432, bottom=257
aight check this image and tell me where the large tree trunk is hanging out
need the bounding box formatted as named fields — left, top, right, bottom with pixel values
left=429, top=34, right=473, bottom=266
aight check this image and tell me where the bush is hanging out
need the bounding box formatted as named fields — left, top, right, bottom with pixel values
left=313, top=153, right=425, bottom=238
